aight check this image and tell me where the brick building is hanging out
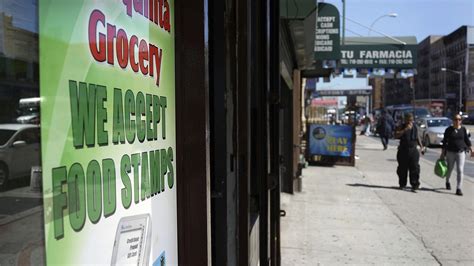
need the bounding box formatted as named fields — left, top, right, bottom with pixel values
left=415, top=26, right=474, bottom=115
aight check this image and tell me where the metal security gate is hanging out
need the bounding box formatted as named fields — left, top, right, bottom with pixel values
left=176, top=0, right=281, bottom=264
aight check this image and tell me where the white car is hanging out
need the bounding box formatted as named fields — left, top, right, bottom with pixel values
left=416, top=117, right=452, bottom=147
left=0, top=124, right=40, bottom=190
left=16, top=113, right=40, bottom=124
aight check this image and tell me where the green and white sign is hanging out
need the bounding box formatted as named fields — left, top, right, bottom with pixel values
left=340, top=44, right=417, bottom=68
left=39, top=0, right=177, bottom=264
left=314, top=3, right=341, bottom=60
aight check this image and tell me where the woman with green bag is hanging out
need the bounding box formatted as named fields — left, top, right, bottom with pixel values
left=440, top=114, right=472, bottom=196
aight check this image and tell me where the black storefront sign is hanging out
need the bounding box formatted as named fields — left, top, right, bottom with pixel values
left=314, top=3, right=341, bottom=60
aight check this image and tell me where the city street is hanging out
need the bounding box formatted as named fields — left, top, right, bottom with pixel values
left=1, top=0, right=473, bottom=264
left=0, top=126, right=472, bottom=265
left=281, top=134, right=474, bottom=265
left=386, top=124, right=474, bottom=181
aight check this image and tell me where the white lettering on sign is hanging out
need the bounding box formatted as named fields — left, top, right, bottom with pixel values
left=315, top=46, right=333, bottom=52
left=317, top=16, right=336, bottom=23
left=316, top=35, right=330, bottom=40
left=359, top=50, right=413, bottom=59
left=315, top=15, right=338, bottom=54
left=320, top=23, right=333, bottom=28
left=341, top=51, right=354, bottom=59
left=316, top=40, right=333, bottom=45
left=316, top=29, right=339, bottom=34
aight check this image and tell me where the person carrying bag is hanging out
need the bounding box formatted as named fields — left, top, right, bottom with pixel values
left=440, top=114, right=473, bottom=196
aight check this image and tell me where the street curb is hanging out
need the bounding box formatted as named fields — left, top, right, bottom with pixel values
left=0, top=206, right=42, bottom=226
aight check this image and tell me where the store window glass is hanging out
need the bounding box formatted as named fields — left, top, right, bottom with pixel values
left=0, top=0, right=44, bottom=264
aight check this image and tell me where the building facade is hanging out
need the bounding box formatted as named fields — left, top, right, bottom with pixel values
left=415, top=26, right=474, bottom=115
left=415, top=35, right=443, bottom=100
left=384, top=78, right=413, bottom=107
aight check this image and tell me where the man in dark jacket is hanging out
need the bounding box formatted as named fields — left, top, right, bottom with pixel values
left=377, top=109, right=395, bottom=150
left=394, top=113, right=425, bottom=191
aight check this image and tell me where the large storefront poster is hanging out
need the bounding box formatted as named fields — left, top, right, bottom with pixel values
left=39, top=1, right=176, bottom=264
left=308, top=124, right=353, bottom=157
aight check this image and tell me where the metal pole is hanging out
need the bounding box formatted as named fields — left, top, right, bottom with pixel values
left=443, top=67, right=446, bottom=115
left=366, top=96, right=369, bottom=116
left=368, top=13, right=398, bottom=36
left=459, top=71, right=463, bottom=113
left=342, top=0, right=345, bottom=45
left=411, top=77, right=416, bottom=117
left=368, top=15, right=387, bottom=36
left=344, top=17, right=407, bottom=45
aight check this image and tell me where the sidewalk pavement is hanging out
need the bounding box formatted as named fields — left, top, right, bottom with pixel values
left=0, top=186, right=45, bottom=265
left=0, top=186, right=42, bottom=226
left=281, top=135, right=474, bottom=265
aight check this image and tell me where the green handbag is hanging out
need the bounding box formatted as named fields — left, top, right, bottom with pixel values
left=434, top=159, right=448, bottom=178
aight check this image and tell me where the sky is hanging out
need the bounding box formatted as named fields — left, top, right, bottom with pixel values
left=1, top=0, right=472, bottom=42
left=0, top=0, right=38, bottom=33
left=315, top=0, right=473, bottom=95
left=322, top=0, right=474, bottom=43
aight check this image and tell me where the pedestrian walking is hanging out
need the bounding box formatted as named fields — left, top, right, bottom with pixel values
left=440, top=114, right=472, bottom=196
left=360, top=114, right=371, bottom=136
left=376, top=109, right=395, bottom=150
left=364, top=113, right=373, bottom=136
left=394, top=113, right=424, bottom=191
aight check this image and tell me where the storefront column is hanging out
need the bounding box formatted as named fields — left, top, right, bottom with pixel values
left=175, top=1, right=211, bottom=264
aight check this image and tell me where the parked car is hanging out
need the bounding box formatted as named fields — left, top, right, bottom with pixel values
left=16, top=97, right=40, bottom=124
left=462, top=113, right=474, bottom=125
left=0, top=124, right=40, bottom=190
left=416, top=117, right=452, bottom=147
